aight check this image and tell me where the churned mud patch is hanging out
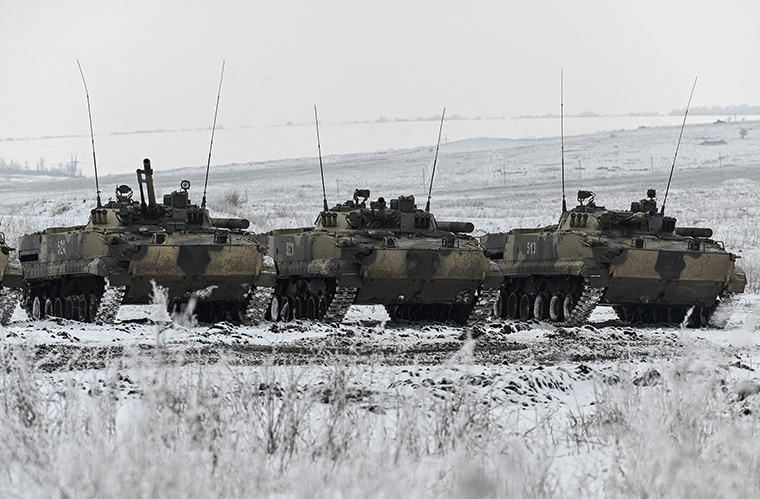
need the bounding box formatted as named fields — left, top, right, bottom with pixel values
left=5, top=317, right=691, bottom=371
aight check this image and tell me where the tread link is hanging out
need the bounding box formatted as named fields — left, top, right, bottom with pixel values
left=0, top=287, right=20, bottom=325
left=244, top=286, right=275, bottom=326
left=560, top=278, right=604, bottom=326
left=322, top=286, right=357, bottom=324
left=95, top=281, right=126, bottom=325
left=469, top=287, right=500, bottom=324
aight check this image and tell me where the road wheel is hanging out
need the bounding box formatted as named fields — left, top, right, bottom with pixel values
left=44, top=297, right=54, bottom=318
left=640, top=306, right=653, bottom=324
left=54, top=297, right=63, bottom=318
left=389, top=305, right=403, bottom=321
left=280, top=296, right=293, bottom=322
left=64, top=297, right=75, bottom=319
left=407, top=305, right=419, bottom=322
left=32, top=296, right=42, bottom=321
left=76, top=295, right=87, bottom=322
left=292, top=296, right=304, bottom=320
left=619, top=306, right=634, bottom=323
left=268, top=295, right=280, bottom=321
left=418, top=305, right=431, bottom=321
left=88, top=294, right=99, bottom=322
left=562, top=294, right=576, bottom=321
left=549, top=294, right=564, bottom=322
left=317, top=295, right=329, bottom=320
left=518, top=294, right=533, bottom=320
left=652, top=306, right=665, bottom=324
left=434, top=305, right=449, bottom=322
left=533, top=295, right=548, bottom=321
left=306, top=296, right=318, bottom=320
left=506, top=292, right=519, bottom=319
left=494, top=290, right=507, bottom=318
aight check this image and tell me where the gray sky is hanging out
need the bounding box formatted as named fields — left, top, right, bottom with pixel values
left=2, top=0, right=758, bottom=139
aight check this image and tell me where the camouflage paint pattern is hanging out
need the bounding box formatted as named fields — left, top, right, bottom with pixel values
left=18, top=161, right=268, bottom=313
left=482, top=191, right=745, bottom=309
left=262, top=192, right=499, bottom=307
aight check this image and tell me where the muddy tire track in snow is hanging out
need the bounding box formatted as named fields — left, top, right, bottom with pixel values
left=11, top=319, right=687, bottom=372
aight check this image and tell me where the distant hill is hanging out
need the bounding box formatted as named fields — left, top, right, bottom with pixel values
left=669, top=104, right=760, bottom=116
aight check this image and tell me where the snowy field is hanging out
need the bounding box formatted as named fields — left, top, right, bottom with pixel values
left=1, top=119, right=760, bottom=497
left=1, top=114, right=749, bottom=176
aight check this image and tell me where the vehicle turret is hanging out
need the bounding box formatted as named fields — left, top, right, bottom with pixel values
left=558, top=189, right=678, bottom=236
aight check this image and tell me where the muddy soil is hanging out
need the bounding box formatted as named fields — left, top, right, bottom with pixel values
left=7, top=317, right=686, bottom=373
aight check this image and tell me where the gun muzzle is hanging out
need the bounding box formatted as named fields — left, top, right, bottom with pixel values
left=632, top=210, right=655, bottom=221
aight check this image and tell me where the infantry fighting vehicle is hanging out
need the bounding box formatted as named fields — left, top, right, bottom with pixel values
left=481, top=189, right=745, bottom=327
left=0, top=225, right=23, bottom=325
left=18, top=158, right=272, bottom=324
left=259, top=189, right=501, bottom=324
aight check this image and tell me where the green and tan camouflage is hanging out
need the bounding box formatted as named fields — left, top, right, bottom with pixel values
left=259, top=189, right=502, bottom=324
left=481, top=189, right=746, bottom=327
left=18, top=158, right=273, bottom=324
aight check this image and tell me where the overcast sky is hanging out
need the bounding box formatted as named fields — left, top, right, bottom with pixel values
left=2, top=1, right=758, bottom=139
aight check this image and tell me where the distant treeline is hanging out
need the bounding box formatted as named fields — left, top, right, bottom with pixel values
left=0, top=158, right=82, bottom=178
left=669, top=104, right=760, bottom=116
left=516, top=111, right=608, bottom=119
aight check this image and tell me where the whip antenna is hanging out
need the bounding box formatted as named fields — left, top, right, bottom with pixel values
left=76, top=60, right=102, bottom=208
left=661, top=76, right=697, bottom=215
left=425, top=107, right=446, bottom=212
left=314, top=105, right=329, bottom=212
left=561, top=69, right=567, bottom=213
left=202, top=60, right=225, bottom=208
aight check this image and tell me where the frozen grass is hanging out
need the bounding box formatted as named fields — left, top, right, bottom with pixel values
left=1, top=339, right=759, bottom=498
left=594, top=359, right=760, bottom=497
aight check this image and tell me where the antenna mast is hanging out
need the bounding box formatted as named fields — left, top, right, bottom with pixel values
left=76, top=60, right=102, bottom=208
left=202, top=60, right=225, bottom=208
left=561, top=69, right=567, bottom=213
left=314, top=105, right=329, bottom=212
left=425, top=107, right=446, bottom=212
left=661, top=76, right=697, bottom=215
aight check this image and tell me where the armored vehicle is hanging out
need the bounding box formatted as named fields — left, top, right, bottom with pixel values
left=18, top=158, right=272, bottom=324
left=259, top=189, right=501, bottom=324
left=0, top=225, right=24, bottom=325
left=481, top=189, right=745, bottom=327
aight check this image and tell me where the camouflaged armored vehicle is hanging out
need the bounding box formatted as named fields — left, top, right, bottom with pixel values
left=18, top=158, right=273, bottom=324
left=259, top=189, right=501, bottom=324
left=481, top=189, right=746, bottom=327
left=0, top=225, right=24, bottom=325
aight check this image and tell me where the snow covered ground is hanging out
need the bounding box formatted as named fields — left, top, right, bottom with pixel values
left=2, top=114, right=750, bottom=176
left=1, top=119, right=759, bottom=497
